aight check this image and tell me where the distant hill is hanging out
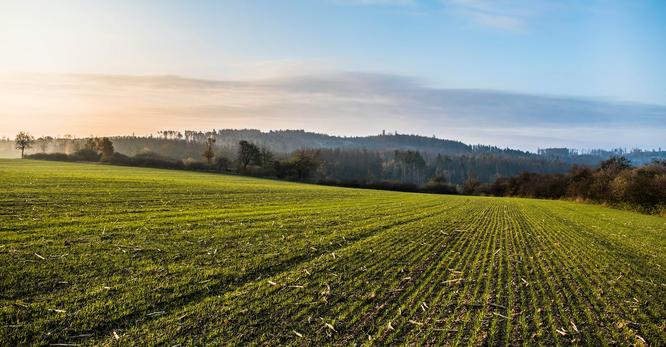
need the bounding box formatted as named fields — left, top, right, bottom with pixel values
left=107, top=129, right=526, bottom=158
left=1, top=129, right=664, bottom=183
left=108, top=129, right=663, bottom=165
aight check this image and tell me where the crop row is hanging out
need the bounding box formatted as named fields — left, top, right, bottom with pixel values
left=0, top=160, right=664, bottom=345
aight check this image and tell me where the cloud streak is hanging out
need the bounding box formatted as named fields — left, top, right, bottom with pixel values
left=0, top=72, right=664, bottom=151
left=338, top=0, right=586, bottom=32
left=332, top=0, right=416, bottom=6
left=442, top=0, right=577, bottom=32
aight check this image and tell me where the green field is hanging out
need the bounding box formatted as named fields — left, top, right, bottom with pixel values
left=1, top=160, right=664, bottom=345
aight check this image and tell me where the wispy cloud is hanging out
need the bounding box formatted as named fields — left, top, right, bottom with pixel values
left=332, top=0, right=416, bottom=6
left=332, top=0, right=584, bottom=32
left=1, top=72, right=663, bottom=150
left=442, top=0, right=555, bottom=32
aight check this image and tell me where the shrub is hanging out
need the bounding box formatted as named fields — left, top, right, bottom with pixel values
left=71, top=149, right=101, bottom=162
left=424, top=176, right=458, bottom=194
left=25, top=153, right=71, bottom=161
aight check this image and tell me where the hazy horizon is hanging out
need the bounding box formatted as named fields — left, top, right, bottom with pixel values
left=2, top=72, right=664, bottom=152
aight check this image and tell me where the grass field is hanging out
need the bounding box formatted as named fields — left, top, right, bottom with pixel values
left=1, top=159, right=664, bottom=345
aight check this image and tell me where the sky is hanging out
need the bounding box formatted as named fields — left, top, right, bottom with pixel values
left=0, top=0, right=664, bottom=151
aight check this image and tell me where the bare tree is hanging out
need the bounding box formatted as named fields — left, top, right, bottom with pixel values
left=15, top=131, right=34, bottom=158
left=203, top=138, right=216, bottom=164
left=237, top=140, right=260, bottom=171
left=96, top=137, right=115, bottom=160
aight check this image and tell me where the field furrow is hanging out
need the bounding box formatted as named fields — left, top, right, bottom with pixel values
left=0, top=160, right=664, bottom=346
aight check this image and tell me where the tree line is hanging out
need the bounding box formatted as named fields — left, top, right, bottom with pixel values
left=6, top=128, right=663, bottom=162
left=13, top=131, right=666, bottom=214
left=484, top=157, right=665, bottom=213
left=11, top=131, right=579, bottom=184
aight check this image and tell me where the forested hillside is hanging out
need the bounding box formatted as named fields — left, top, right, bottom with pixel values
left=3, top=129, right=665, bottom=184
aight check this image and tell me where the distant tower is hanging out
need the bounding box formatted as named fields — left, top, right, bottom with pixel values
left=382, top=130, right=386, bottom=136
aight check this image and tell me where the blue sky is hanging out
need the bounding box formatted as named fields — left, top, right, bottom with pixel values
left=0, top=0, right=664, bottom=149
left=2, top=0, right=664, bottom=103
